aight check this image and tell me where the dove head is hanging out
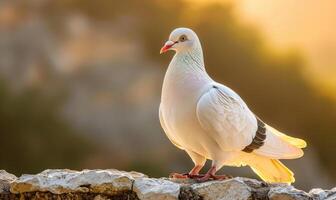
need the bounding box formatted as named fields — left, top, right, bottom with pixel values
left=160, top=28, right=201, bottom=54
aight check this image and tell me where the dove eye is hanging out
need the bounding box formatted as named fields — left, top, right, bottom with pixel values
left=179, top=35, right=188, bottom=42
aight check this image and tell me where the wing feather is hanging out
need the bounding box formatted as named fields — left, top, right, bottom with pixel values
left=196, top=83, right=306, bottom=160
left=196, top=84, right=257, bottom=151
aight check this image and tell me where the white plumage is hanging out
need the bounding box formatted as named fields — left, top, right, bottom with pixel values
left=159, top=27, right=306, bottom=183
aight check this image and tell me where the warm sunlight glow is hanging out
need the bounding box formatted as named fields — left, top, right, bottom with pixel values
left=186, top=0, right=336, bottom=99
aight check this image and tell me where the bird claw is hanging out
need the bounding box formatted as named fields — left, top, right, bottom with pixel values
left=169, top=172, right=232, bottom=181
left=187, top=174, right=205, bottom=179
left=169, top=172, right=189, bottom=179
left=196, top=174, right=232, bottom=182
left=211, top=174, right=232, bottom=180
left=169, top=173, right=205, bottom=179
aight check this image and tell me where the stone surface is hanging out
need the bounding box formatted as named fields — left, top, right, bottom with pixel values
left=191, top=178, right=251, bottom=200
left=309, top=187, right=336, bottom=200
left=10, top=169, right=146, bottom=195
left=0, top=169, right=333, bottom=200
left=0, top=170, right=17, bottom=193
left=268, top=185, right=311, bottom=200
left=133, top=178, right=180, bottom=200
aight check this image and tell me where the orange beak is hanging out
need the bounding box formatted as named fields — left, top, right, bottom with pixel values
left=160, top=41, right=176, bottom=54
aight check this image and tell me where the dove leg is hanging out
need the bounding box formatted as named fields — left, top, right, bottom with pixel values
left=170, top=150, right=206, bottom=179
left=197, top=160, right=232, bottom=182
left=186, top=150, right=206, bottom=178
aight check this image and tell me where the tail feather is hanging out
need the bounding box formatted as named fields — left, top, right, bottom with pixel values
left=266, top=125, right=307, bottom=148
left=254, top=125, right=306, bottom=159
left=249, top=155, right=295, bottom=183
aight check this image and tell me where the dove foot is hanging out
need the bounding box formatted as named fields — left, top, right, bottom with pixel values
left=210, top=174, right=232, bottom=180
left=188, top=174, right=205, bottom=179
left=169, top=164, right=204, bottom=179
left=169, top=172, right=205, bottom=179
left=196, top=173, right=232, bottom=182
left=169, top=172, right=189, bottom=179
left=196, top=166, right=232, bottom=182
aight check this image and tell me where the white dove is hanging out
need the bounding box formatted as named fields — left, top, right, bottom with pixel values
left=159, top=27, right=306, bottom=183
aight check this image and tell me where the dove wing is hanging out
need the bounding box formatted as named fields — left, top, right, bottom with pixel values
left=196, top=84, right=257, bottom=151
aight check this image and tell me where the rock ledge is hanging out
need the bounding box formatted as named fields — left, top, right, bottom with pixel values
left=0, top=169, right=335, bottom=200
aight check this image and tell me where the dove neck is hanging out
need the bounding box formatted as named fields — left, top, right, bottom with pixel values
left=162, top=46, right=211, bottom=106
left=172, top=46, right=206, bottom=73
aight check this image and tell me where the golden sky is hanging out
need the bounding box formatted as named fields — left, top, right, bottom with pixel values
left=190, top=0, right=336, bottom=99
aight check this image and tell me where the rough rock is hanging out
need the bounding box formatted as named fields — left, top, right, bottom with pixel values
left=191, top=178, right=251, bottom=200
left=0, top=170, right=17, bottom=193
left=309, top=188, right=336, bottom=200
left=0, top=169, right=334, bottom=200
left=11, top=169, right=145, bottom=195
left=133, top=177, right=180, bottom=200
left=268, top=186, right=311, bottom=200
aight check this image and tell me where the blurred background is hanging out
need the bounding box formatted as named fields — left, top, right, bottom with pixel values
left=0, top=0, right=335, bottom=191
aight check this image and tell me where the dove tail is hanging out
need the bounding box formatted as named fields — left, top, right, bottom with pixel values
left=249, top=155, right=295, bottom=183
left=253, top=125, right=306, bottom=159
left=266, top=125, right=307, bottom=148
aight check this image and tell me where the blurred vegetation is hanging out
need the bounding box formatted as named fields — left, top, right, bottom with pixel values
left=0, top=80, right=95, bottom=175
left=0, top=0, right=335, bottom=188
